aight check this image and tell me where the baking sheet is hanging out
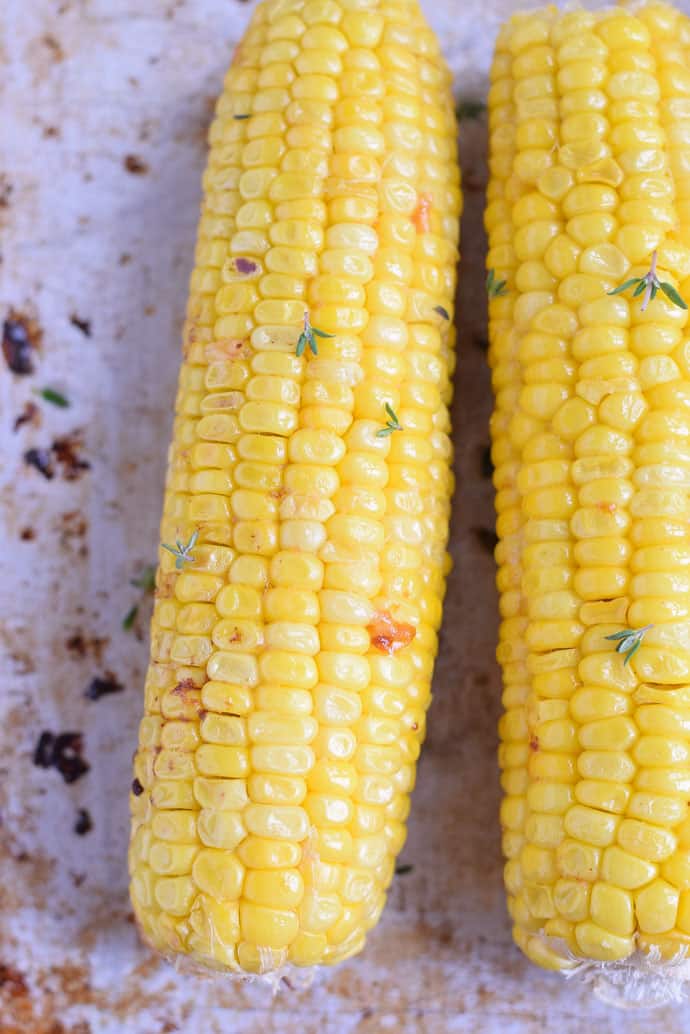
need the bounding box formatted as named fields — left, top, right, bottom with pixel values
left=2, top=1, right=689, bottom=1031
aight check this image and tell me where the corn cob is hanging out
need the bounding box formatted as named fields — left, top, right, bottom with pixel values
left=488, top=2, right=690, bottom=1005
left=129, top=0, right=460, bottom=976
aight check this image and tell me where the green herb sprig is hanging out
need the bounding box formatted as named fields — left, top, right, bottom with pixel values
left=376, top=402, right=403, bottom=438
left=124, top=566, right=158, bottom=628
left=456, top=99, right=486, bottom=121
left=122, top=564, right=157, bottom=631
left=161, top=529, right=199, bottom=570
left=487, top=269, right=508, bottom=299
left=608, top=251, right=687, bottom=312
left=296, top=310, right=333, bottom=357
left=131, top=564, right=157, bottom=592
left=605, top=624, right=653, bottom=665
left=36, top=387, right=70, bottom=408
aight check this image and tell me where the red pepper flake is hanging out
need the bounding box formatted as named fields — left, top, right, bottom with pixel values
left=368, top=611, right=416, bottom=655
left=412, top=193, right=432, bottom=234
left=2, top=309, right=42, bottom=375
left=74, top=808, right=92, bottom=835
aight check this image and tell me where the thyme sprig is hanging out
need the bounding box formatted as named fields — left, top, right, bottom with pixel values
left=608, top=251, right=687, bottom=312
left=161, top=529, right=199, bottom=570
left=36, top=387, right=69, bottom=408
left=296, top=310, right=334, bottom=357
left=376, top=402, right=403, bottom=438
left=123, top=564, right=157, bottom=631
left=456, top=99, right=486, bottom=121
left=131, top=564, right=157, bottom=592
left=605, top=624, right=653, bottom=665
left=487, top=269, right=508, bottom=299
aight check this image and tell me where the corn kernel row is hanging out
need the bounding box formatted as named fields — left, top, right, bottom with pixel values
left=488, top=2, right=690, bottom=989
left=129, top=0, right=460, bottom=974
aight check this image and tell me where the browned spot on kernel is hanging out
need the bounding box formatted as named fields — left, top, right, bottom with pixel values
left=171, top=678, right=197, bottom=696
left=412, top=193, right=432, bottom=234
left=529, top=735, right=539, bottom=752
left=368, top=611, right=416, bottom=655
left=155, top=572, right=176, bottom=599
left=597, top=501, right=617, bottom=513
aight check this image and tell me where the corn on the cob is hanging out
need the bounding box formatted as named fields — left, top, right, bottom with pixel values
left=129, top=0, right=460, bottom=976
left=488, top=1, right=690, bottom=1005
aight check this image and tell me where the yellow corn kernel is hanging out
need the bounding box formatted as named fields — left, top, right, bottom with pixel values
left=635, top=880, right=680, bottom=935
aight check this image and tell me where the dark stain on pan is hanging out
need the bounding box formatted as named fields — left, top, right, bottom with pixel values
left=3, top=309, right=42, bottom=375
left=124, top=154, right=149, bottom=175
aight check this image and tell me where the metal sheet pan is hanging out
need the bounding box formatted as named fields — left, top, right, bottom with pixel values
left=1, top=1, right=687, bottom=1030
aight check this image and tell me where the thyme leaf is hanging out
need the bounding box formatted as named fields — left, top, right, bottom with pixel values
left=487, top=268, right=508, bottom=298
left=161, top=529, right=199, bottom=570
left=608, top=252, right=687, bottom=312
left=605, top=625, right=653, bottom=666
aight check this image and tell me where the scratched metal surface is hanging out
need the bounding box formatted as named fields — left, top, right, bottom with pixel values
left=2, top=1, right=690, bottom=1032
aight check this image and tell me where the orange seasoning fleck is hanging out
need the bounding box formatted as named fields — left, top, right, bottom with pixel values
left=204, top=338, right=246, bottom=362
left=596, top=501, right=617, bottom=514
left=412, top=193, right=432, bottom=234
left=368, top=611, right=416, bottom=655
